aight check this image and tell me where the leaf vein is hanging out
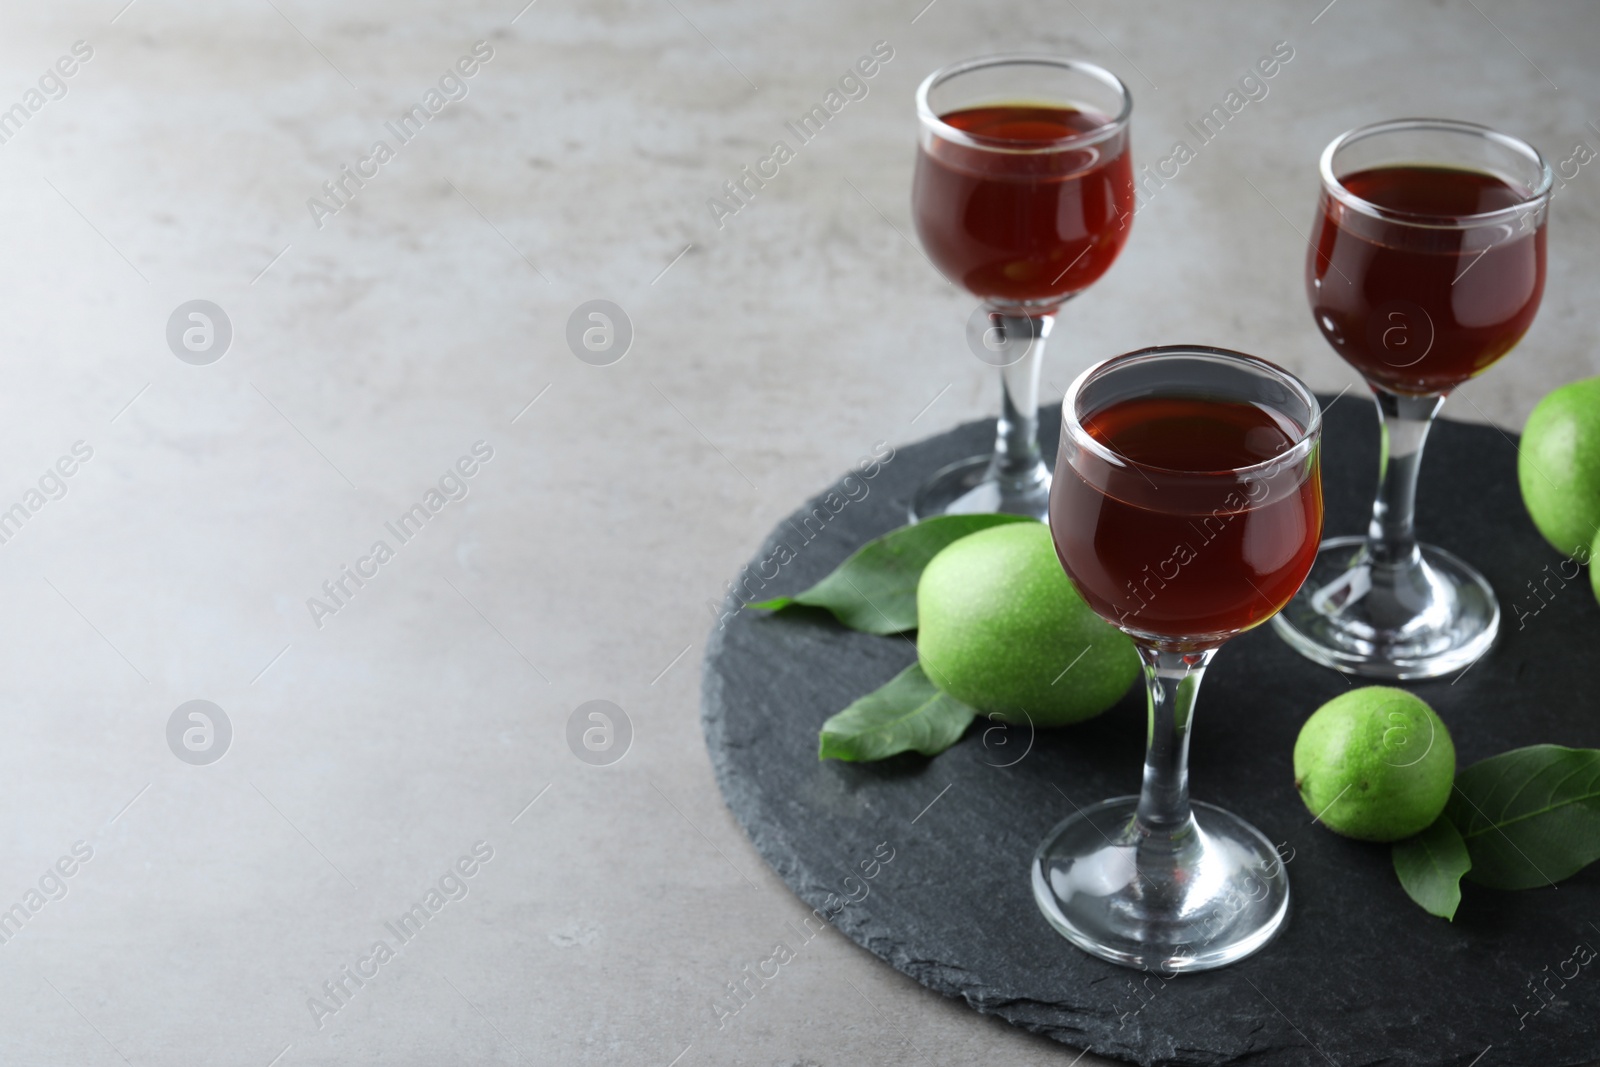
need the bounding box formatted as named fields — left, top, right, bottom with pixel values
left=1457, top=785, right=1600, bottom=838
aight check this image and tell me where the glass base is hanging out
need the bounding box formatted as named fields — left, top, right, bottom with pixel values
left=908, top=455, right=1051, bottom=522
left=1031, top=797, right=1289, bottom=973
left=1272, top=534, right=1499, bottom=680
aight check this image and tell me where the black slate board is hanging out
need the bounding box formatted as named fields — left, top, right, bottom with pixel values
left=702, top=396, right=1600, bottom=1067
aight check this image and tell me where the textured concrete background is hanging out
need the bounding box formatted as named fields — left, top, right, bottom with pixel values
left=0, top=1, right=1594, bottom=1065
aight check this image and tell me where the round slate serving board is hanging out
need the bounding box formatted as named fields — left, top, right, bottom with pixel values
left=702, top=396, right=1600, bottom=1067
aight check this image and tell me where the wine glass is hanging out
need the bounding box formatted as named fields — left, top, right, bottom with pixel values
left=1273, top=119, right=1553, bottom=679
left=1036, top=346, right=1323, bottom=971
left=909, top=55, right=1134, bottom=521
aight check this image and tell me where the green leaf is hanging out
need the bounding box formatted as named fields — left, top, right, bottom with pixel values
left=751, top=514, right=1035, bottom=635
left=818, top=663, right=977, bottom=762
left=1392, top=816, right=1471, bottom=920
left=1444, top=744, right=1600, bottom=890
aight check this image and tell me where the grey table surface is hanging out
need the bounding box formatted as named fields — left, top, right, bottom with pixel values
left=0, top=2, right=1595, bottom=1065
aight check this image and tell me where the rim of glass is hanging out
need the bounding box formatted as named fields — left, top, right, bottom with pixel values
left=1061, top=345, right=1323, bottom=477
left=915, top=54, right=1132, bottom=154
left=1320, top=117, right=1554, bottom=229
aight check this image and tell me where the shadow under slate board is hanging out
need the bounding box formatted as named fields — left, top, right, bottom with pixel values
left=701, top=396, right=1600, bottom=1067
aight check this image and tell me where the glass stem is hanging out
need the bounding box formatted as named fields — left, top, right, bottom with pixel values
left=1365, top=388, right=1447, bottom=568
left=990, top=313, right=1053, bottom=493
left=1134, top=645, right=1216, bottom=834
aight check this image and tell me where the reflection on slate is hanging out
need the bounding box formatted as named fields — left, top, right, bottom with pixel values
left=702, top=397, right=1600, bottom=1067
